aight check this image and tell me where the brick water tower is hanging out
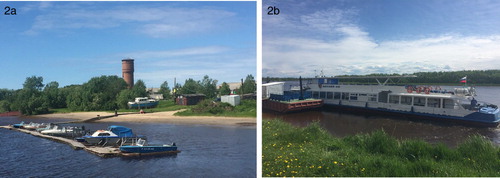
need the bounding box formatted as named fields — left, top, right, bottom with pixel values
left=122, top=58, right=134, bottom=89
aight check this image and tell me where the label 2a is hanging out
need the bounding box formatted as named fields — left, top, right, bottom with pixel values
left=4, top=6, right=17, bottom=15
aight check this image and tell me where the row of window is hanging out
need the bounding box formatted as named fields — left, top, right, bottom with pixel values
left=312, top=91, right=377, bottom=101
left=312, top=91, right=455, bottom=109
left=389, top=95, right=455, bottom=108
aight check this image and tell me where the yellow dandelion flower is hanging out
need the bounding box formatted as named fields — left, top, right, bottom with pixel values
left=318, top=166, right=322, bottom=169
left=334, top=161, right=338, bottom=164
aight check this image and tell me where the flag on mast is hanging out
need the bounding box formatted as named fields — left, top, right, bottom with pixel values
left=460, top=76, right=467, bottom=83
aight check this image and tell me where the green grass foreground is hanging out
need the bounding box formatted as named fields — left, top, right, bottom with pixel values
left=263, top=119, right=500, bottom=177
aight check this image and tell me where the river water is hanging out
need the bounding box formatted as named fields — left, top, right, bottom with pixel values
left=0, top=117, right=256, bottom=177
left=264, top=86, right=500, bottom=147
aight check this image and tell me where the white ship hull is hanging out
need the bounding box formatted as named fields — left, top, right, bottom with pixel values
left=307, top=77, right=500, bottom=126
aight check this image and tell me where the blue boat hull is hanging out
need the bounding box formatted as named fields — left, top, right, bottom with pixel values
left=324, top=103, right=500, bottom=127
left=120, top=145, right=178, bottom=153
left=128, top=102, right=159, bottom=109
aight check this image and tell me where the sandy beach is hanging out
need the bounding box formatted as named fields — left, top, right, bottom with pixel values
left=34, top=110, right=256, bottom=127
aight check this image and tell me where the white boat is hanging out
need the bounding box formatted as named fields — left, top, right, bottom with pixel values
left=307, top=76, right=500, bottom=127
left=22, top=122, right=45, bottom=130
left=41, top=125, right=85, bottom=137
left=127, top=97, right=159, bottom=109
left=36, top=123, right=55, bottom=132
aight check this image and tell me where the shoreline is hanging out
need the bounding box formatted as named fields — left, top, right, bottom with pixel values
left=32, top=110, right=256, bottom=127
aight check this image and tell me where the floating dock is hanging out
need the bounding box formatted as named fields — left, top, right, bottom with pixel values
left=0, top=125, right=168, bottom=158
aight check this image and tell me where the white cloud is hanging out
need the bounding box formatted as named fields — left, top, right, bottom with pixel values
left=121, top=46, right=229, bottom=59
left=264, top=33, right=500, bottom=77
left=263, top=6, right=500, bottom=77
left=24, top=3, right=235, bottom=38
left=116, top=46, right=255, bottom=87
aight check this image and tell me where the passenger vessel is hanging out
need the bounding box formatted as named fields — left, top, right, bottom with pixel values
left=307, top=76, right=500, bottom=127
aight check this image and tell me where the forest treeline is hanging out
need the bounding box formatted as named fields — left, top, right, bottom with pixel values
left=0, top=74, right=256, bottom=115
left=264, top=70, right=500, bottom=85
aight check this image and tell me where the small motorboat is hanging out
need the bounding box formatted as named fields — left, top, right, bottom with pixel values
left=41, top=125, right=86, bottom=138
left=120, top=138, right=179, bottom=155
left=23, top=122, right=48, bottom=130
left=36, top=123, right=55, bottom=132
left=81, top=125, right=146, bottom=146
left=12, top=121, right=25, bottom=128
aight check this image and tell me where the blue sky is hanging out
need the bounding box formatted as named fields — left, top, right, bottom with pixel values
left=263, top=0, right=500, bottom=78
left=0, top=1, right=256, bottom=89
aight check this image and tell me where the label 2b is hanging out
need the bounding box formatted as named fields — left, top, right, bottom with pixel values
left=267, top=6, right=280, bottom=15
left=4, top=6, right=17, bottom=15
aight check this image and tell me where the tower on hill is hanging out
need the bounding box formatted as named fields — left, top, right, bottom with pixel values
left=122, top=58, right=134, bottom=89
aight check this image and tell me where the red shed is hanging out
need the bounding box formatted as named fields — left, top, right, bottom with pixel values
left=176, top=94, right=206, bottom=105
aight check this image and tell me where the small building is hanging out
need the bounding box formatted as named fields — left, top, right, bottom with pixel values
left=262, top=82, right=285, bottom=99
left=147, top=88, right=163, bottom=100
left=221, top=95, right=241, bottom=106
left=176, top=94, right=206, bottom=105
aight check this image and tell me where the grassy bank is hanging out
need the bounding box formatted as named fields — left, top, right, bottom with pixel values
left=48, top=100, right=189, bottom=114
left=116, top=100, right=188, bottom=113
left=175, top=99, right=256, bottom=117
left=47, top=99, right=256, bottom=118
left=263, top=119, right=500, bottom=177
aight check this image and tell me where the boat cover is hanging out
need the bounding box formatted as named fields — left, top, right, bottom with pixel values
left=108, top=125, right=134, bottom=137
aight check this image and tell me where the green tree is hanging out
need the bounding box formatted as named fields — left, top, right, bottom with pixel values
left=0, top=100, right=10, bottom=113
left=67, top=75, right=127, bottom=111
left=159, top=81, right=171, bottom=100
left=66, top=85, right=90, bottom=111
left=0, top=89, right=16, bottom=112
left=240, top=74, right=256, bottom=94
left=14, top=76, right=48, bottom=115
left=116, top=89, right=134, bottom=109
left=132, top=80, right=148, bottom=97
left=219, top=82, right=231, bottom=96
left=43, top=81, right=66, bottom=108
left=199, top=75, right=218, bottom=99
left=180, top=78, right=200, bottom=95
left=23, top=76, right=44, bottom=91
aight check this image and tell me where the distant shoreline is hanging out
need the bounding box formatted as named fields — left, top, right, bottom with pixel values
left=30, top=110, right=256, bottom=127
